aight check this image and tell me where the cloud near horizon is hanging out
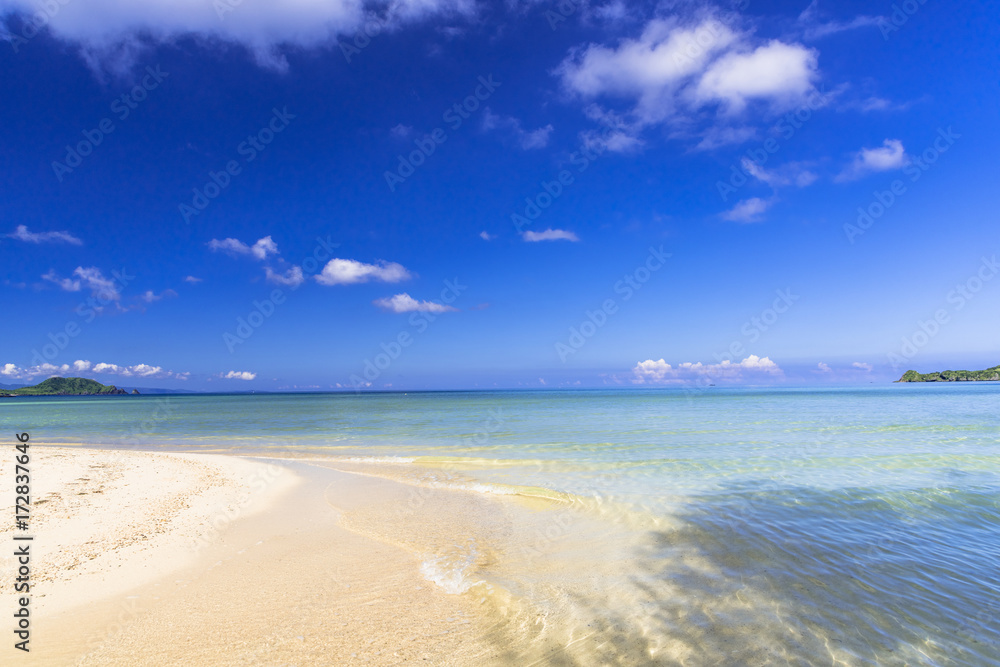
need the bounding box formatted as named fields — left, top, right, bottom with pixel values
left=632, top=355, right=782, bottom=384
left=222, top=371, right=256, bottom=380
left=1, top=359, right=188, bottom=380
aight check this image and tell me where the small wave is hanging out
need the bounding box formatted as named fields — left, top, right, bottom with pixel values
left=339, top=456, right=417, bottom=464
left=420, top=541, right=483, bottom=594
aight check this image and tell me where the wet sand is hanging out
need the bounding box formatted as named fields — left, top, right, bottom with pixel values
left=2, top=447, right=511, bottom=665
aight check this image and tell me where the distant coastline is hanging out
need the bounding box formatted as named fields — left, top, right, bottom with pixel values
left=1, top=376, right=136, bottom=397
left=897, top=364, right=1000, bottom=382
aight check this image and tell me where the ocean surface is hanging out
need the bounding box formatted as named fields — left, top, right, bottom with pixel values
left=4, top=385, right=999, bottom=665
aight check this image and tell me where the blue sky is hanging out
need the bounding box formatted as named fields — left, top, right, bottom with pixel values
left=1, top=0, right=998, bottom=391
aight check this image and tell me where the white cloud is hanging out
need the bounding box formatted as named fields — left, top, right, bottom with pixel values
left=140, top=289, right=177, bottom=303
left=694, top=41, right=819, bottom=113
left=523, top=228, right=580, bottom=242
left=798, top=1, right=881, bottom=40
left=314, top=258, right=411, bottom=285
left=222, top=371, right=256, bottom=380
left=74, top=266, right=121, bottom=302
left=852, top=362, right=873, bottom=372
left=482, top=108, right=553, bottom=150
left=0, top=0, right=478, bottom=74
left=265, top=265, right=305, bottom=287
left=817, top=362, right=832, bottom=373
left=721, top=197, right=772, bottom=223
left=479, top=231, right=496, bottom=241
left=836, top=139, right=908, bottom=181
left=557, top=16, right=820, bottom=131
left=632, top=355, right=782, bottom=384
left=742, top=158, right=817, bottom=189
left=184, top=275, right=202, bottom=284
left=43, top=266, right=122, bottom=303
left=208, top=236, right=279, bottom=260
left=373, top=293, right=458, bottom=313
left=42, top=270, right=81, bottom=292
left=7, top=224, right=82, bottom=245
left=1, top=359, right=184, bottom=380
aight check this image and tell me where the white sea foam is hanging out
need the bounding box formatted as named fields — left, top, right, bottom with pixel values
left=419, top=542, right=482, bottom=594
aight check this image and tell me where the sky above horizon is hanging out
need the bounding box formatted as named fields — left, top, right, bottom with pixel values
left=1, top=0, right=998, bottom=391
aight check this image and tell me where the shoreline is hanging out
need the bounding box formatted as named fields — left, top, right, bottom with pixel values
left=4, top=445, right=516, bottom=665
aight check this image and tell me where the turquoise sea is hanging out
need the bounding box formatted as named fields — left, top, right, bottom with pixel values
left=3, top=385, right=998, bottom=664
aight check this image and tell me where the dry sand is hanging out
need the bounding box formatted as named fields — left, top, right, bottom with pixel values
left=1, top=446, right=511, bottom=666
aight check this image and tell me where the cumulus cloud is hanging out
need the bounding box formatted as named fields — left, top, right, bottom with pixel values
left=695, top=41, right=819, bottom=113
left=523, top=228, right=580, bottom=242
left=7, top=224, right=82, bottom=245
left=0, top=0, right=478, bottom=74
left=817, top=362, right=832, bottom=373
left=721, top=197, right=772, bottom=223
left=222, top=371, right=257, bottom=380
left=314, top=258, right=411, bottom=285
left=557, top=15, right=822, bottom=146
left=373, top=293, right=458, bottom=313
left=479, top=231, right=496, bottom=241
left=265, top=265, right=305, bottom=287
left=208, top=236, right=279, bottom=260
left=482, top=108, right=554, bottom=150
left=852, top=362, right=873, bottom=372
left=184, top=275, right=203, bottom=284
left=632, top=355, right=782, bottom=384
left=836, top=139, right=908, bottom=181
left=1, top=359, right=184, bottom=380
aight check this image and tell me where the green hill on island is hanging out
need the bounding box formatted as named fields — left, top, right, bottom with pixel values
left=897, top=365, right=1000, bottom=382
left=4, top=377, right=132, bottom=396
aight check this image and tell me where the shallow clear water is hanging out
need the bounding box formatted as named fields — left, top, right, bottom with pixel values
left=3, top=385, right=999, bottom=664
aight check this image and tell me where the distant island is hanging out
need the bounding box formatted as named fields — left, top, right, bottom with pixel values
left=897, top=365, right=1000, bottom=382
left=1, top=376, right=139, bottom=396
